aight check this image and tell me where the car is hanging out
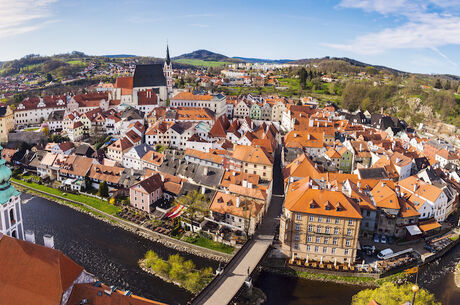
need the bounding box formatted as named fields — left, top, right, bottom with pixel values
left=381, top=235, right=387, bottom=244
left=424, top=244, right=436, bottom=253
left=373, top=234, right=379, bottom=243
left=362, top=245, right=376, bottom=254
left=388, top=236, right=393, bottom=244
left=377, top=248, right=394, bottom=260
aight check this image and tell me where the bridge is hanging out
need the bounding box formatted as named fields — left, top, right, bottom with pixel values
left=190, top=148, right=284, bottom=305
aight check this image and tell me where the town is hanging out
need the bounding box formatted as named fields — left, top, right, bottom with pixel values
left=0, top=42, right=459, bottom=305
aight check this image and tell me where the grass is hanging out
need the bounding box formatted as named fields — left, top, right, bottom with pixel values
left=265, top=266, right=407, bottom=287
left=23, top=127, right=39, bottom=132
left=11, top=178, right=121, bottom=215
left=175, top=59, right=233, bottom=67
left=67, top=60, right=85, bottom=66
left=184, top=234, right=234, bottom=254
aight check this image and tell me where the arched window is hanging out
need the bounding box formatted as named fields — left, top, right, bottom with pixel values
left=9, top=209, right=15, bottom=225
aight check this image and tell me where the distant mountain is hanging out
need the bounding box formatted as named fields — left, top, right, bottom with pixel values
left=103, top=54, right=137, bottom=58
left=232, top=57, right=292, bottom=64
left=173, top=49, right=242, bottom=63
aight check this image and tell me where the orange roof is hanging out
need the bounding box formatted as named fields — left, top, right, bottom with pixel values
left=284, top=179, right=362, bottom=219
left=228, top=183, right=266, bottom=201
left=419, top=220, right=441, bottom=232
left=370, top=182, right=400, bottom=210
left=398, top=197, right=420, bottom=218
left=89, top=164, right=124, bottom=184
left=115, top=76, right=133, bottom=89
left=398, top=176, right=443, bottom=203
left=172, top=92, right=213, bottom=101
left=220, top=171, right=260, bottom=188
left=142, top=150, right=165, bottom=166
left=325, top=147, right=340, bottom=159
left=232, top=145, right=273, bottom=166
left=210, top=192, right=263, bottom=218
left=185, top=148, right=223, bottom=165
left=285, top=131, right=324, bottom=149
left=0, top=234, right=84, bottom=305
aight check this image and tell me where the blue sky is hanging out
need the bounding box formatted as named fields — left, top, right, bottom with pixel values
left=1, top=0, right=460, bottom=75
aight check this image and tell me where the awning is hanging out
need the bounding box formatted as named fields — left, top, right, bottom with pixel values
left=406, top=225, right=422, bottom=236
left=419, top=220, right=442, bottom=233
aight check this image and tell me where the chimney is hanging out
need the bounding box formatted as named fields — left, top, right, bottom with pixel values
left=43, top=234, right=55, bottom=249
left=395, top=186, right=400, bottom=197
left=242, top=179, right=248, bottom=188
left=357, top=181, right=361, bottom=188
left=413, top=184, right=418, bottom=192
left=232, top=171, right=236, bottom=176
left=25, top=230, right=35, bottom=244
left=248, top=182, right=252, bottom=188
left=236, top=197, right=241, bottom=208
left=201, top=186, right=206, bottom=194
left=203, top=167, right=208, bottom=176
left=359, top=143, right=362, bottom=152
left=307, top=134, right=310, bottom=140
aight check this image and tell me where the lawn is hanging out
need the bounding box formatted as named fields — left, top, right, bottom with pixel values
left=67, top=60, right=85, bottom=66
left=11, top=178, right=121, bottom=215
left=174, top=59, right=233, bottom=67
left=184, top=235, right=234, bottom=254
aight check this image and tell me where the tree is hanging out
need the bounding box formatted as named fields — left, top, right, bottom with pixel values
left=13, top=93, right=24, bottom=104
left=46, top=73, right=53, bottom=82
left=351, top=282, right=440, bottom=305
left=298, top=68, right=307, bottom=90
left=174, top=190, right=209, bottom=232
left=434, top=79, right=442, bottom=89
left=444, top=80, right=451, bottom=90
left=457, top=83, right=460, bottom=94
left=98, top=181, right=109, bottom=198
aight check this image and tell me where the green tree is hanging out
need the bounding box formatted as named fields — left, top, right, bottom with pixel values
left=98, top=181, right=109, bottom=198
left=174, top=190, right=209, bottom=231
left=13, top=93, right=24, bottom=104
left=351, top=282, right=440, bottom=305
left=434, top=78, right=442, bottom=89
left=444, top=80, right=451, bottom=90
left=46, top=73, right=53, bottom=82
left=298, top=68, right=307, bottom=90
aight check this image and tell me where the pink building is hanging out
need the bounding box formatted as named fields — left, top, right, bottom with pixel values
left=129, top=174, right=163, bottom=213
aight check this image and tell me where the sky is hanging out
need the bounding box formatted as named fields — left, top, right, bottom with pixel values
left=1, top=0, right=460, bottom=75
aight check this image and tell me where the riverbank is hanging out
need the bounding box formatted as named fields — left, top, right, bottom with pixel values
left=14, top=181, right=232, bottom=262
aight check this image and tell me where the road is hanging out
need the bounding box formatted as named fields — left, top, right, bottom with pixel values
left=191, top=146, right=285, bottom=305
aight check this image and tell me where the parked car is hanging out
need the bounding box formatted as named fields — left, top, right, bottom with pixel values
left=362, top=245, right=376, bottom=255
left=381, top=235, right=387, bottom=244
left=424, top=244, right=436, bottom=253
left=377, top=248, right=394, bottom=260
left=373, top=234, right=379, bottom=243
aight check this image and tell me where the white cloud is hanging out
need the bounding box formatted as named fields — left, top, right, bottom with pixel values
left=328, top=0, right=460, bottom=66
left=0, top=0, right=58, bottom=38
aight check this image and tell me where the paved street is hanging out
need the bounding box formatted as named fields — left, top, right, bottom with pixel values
left=192, top=147, right=285, bottom=305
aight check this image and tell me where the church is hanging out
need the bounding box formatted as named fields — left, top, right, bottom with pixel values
left=0, top=145, right=24, bottom=240
left=110, top=46, right=173, bottom=107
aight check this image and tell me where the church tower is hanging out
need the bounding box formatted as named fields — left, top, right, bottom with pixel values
left=163, top=44, right=173, bottom=94
left=0, top=145, right=24, bottom=240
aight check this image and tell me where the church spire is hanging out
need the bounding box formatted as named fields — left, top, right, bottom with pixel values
left=166, top=44, right=171, bottom=65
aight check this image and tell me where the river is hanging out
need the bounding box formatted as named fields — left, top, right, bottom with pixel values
left=255, top=242, right=460, bottom=305
left=21, top=194, right=219, bottom=305
left=20, top=193, right=460, bottom=305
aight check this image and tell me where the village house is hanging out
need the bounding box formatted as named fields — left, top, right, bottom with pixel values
left=107, top=137, right=133, bottom=163
left=130, top=174, right=164, bottom=213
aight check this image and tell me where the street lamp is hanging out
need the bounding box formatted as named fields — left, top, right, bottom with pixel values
left=411, top=284, right=419, bottom=305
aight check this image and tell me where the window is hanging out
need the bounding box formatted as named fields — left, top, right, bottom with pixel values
left=295, top=224, right=301, bottom=231
left=317, top=225, right=322, bottom=233
left=294, top=243, right=299, bottom=250
left=296, top=214, right=301, bottom=221
left=315, top=237, right=321, bottom=243
left=309, top=215, right=315, bottom=221
left=308, top=225, right=313, bottom=232
left=307, top=236, right=312, bottom=242
left=347, top=229, right=352, bottom=236
left=325, top=227, right=330, bottom=234
left=345, top=240, right=351, bottom=247
left=335, top=218, right=340, bottom=224
left=318, top=216, right=323, bottom=222
left=326, top=217, right=331, bottom=223
left=348, top=219, right=353, bottom=226
left=324, top=237, right=329, bottom=244
left=294, top=234, right=300, bottom=241
left=314, top=246, right=319, bottom=253
left=331, top=248, right=336, bottom=254
left=306, top=245, right=310, bottom=251
left=344, top=249, right=349, bottom=255
left=333, top=238, right=338, bottom=245
left=323, top=247, right=328, bottom=253
left=334, top=228, right=339, bottom=235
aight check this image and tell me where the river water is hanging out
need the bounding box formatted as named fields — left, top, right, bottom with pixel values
left=21, top=194, right=218, bottom=305
left=20, top=194, right=460, bottom=305
left=255, top=243, right=460, bottom=305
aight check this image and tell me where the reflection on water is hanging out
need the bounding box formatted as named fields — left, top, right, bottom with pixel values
left=21, top=195, right=218, bottom=305
left=256, top=243, right=460, bottom=305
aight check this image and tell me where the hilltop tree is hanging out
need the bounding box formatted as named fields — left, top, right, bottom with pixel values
left=444, top=80, right=451, bottom=90
left=298, top=67, right=307, bottom=90
left=434, top=78, right=442, bottom=89
left=351, top=282, right=440, bottom=305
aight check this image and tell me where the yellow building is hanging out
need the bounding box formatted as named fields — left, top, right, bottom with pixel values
left=280, top=178, right=362, bottom=264
left=0, top=106, right=14, bottom=143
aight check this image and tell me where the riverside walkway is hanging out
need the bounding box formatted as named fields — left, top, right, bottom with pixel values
left=190, top=148, right=284, bottom=305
